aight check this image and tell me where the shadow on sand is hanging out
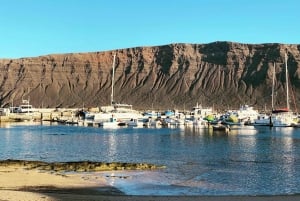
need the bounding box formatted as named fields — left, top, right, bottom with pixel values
left=16, top=186, right=300, bottom=201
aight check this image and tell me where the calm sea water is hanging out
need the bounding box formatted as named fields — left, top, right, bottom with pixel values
left=1, top=121, right=300, bottom=196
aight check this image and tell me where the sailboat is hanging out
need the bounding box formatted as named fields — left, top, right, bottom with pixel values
left=271, top=52, right=297, bottom=127
left=94, top=54, right=144, bottom=127
left=254, top=53, right=297, bottom=127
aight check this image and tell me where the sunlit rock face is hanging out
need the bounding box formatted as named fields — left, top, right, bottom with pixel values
left=1, top=42, right=299, bottom=111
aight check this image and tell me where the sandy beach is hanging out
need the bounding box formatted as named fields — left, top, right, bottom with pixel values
left=0, top=164, right=127, bottom=201
left=1, top=165, right=300, bottom=201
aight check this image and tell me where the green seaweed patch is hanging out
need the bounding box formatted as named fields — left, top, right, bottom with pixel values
left=0, top=159, right=165, bottom=172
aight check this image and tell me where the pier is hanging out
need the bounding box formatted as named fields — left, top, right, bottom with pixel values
left=0, top=108, right=78, bottom=123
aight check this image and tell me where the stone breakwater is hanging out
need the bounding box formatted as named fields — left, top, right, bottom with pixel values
left=0, top=159, right=165, bottom=172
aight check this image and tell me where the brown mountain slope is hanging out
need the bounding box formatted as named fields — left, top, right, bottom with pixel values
left=0, top=42, right=300, bottom=111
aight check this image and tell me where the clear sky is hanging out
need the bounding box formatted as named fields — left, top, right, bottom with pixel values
left=1, top=0, right=299, bottom=58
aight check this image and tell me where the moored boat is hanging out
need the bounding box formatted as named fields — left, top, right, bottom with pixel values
left=99, top=117, right=126, bottom=128
left=270, top=53, right=297, bottom=127
left=254, top=113, right=272, bottom=126
left=212, top=123, right=230, bottom=133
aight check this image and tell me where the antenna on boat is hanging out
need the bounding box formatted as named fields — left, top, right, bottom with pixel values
left=111, top=53, right=116, bottom=106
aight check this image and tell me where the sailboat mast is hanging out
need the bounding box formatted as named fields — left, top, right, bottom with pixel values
left=271, top=62, right=275, bottom=111
left=285, top=52, right=289, bottom=110
left=111, top=54, right=116, bottom=106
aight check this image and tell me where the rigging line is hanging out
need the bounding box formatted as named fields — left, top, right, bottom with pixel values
left=287, top=73, right=298, bottom=114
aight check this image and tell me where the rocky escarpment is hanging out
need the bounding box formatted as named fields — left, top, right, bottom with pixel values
left=0, top=42, right=300, bottom=111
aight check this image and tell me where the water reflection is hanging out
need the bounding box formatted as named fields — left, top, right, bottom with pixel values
left=1, top=124, right=300, bottom=195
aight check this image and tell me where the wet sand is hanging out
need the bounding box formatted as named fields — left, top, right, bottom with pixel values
left=1, top=165, right=300, bottom=201
left=0, top=165, right=123, bottom=201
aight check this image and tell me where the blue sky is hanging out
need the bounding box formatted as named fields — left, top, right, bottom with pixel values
left=0, top=0, right=299, bottom=58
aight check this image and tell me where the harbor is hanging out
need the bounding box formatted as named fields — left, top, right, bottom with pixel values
left=1, top=122, right=300, bottom=196
left=1, top=103, right=300, bottom=129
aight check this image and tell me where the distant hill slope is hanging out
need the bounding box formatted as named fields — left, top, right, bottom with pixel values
left=0, top=42, right=300, bottom=111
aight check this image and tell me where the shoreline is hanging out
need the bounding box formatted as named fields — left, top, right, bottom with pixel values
left=2, top=189, right=300, bottom=201
left=1, top=166, right=300, bottom=201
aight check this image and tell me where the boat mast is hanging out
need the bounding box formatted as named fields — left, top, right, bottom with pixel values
left=271, top=62, right=275, bottom=111
left=111, top=54, right=116, bottom=106
left=285, top=52, right=289, bottom=111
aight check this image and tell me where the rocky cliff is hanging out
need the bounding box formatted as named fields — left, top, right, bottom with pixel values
left=1, top=42, right=300, bottom=111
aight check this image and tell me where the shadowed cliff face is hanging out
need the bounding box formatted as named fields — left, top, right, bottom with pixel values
left=0, top=42, right=300, bottom=111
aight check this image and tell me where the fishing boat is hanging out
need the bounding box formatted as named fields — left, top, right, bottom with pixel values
left=99, top=117, right=126, bottom=128
left=10, top=99, right=36, bottom=113
left=5, top=99, right=37, bottom=122
left=222, top=105, right=259, bottom=126
left=126, top=118, right=145, bottom=127
left=190, top=103, right=213, bottom=117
